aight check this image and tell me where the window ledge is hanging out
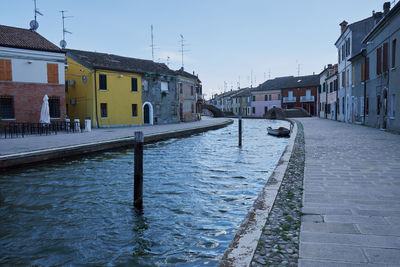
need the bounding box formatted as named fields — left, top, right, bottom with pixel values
left=389, top=117, right=395, bottom=120
left=131, top=91, right=138, bottom=93
left=0, top=118, right=16, bottom=121
left=392, top=67, right=397, bottom=71
left=101, top=117, right=108, bottom=119
left=99, top=89, right=108, bottom=91
left=50, top=117, right=61, bottom=120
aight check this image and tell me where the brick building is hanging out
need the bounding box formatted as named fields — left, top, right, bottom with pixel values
left=0, top=25, right=66, bottom=123
left=281, top=75, right=320, bottom=116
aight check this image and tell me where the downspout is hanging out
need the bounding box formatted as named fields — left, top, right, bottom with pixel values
left=325, top=81, right=328, bottom=119
left=94, top=69, right=99, bottom=128
left=362, top=49, right=367, bottom=124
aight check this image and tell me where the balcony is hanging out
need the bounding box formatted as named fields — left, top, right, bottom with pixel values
left=300, top=95, right=315, bottom=102
left=283, top=97, right=297, bottom=103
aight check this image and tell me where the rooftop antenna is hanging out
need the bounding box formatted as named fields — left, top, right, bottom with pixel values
left=30, top=0, right=43, bottom=31
left=59, top=10, right=72, bottom=49
left=251, top=70, right=253, bottom=87
left=166, top=56, right=170, bottom=67
left=269, top=69, right=271, bottom=79
left=179, top=34, right=189, bottom=69
left=296, top=60, right=302, bottom=77
left=151, top=25, right=154, bottom=61
left=264, top=72, right=266, bottom=80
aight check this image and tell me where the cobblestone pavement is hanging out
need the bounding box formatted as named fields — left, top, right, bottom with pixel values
left=0, top=117, right=230, bottom=156
left=251, top=121, right=305, bottom=266
left=298, top=118, right=400, bottom=266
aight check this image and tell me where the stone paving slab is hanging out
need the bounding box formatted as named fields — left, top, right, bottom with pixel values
left=298, top=117, right=400, bottom=266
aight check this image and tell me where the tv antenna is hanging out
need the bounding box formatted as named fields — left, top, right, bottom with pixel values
left=179, top=34, right=189, bottom=69
left=29, top=0, right=43, bottom=31
left=59, top=10, right=72, bottom=49
left=150, top=25, right=154, bottom=61
left=296, top=60, right=302, bottom=77
left=166, top=56, right=170, bottom=67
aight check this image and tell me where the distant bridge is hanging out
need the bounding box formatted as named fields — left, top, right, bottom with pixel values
left=201, top=104, right=224, bottom=117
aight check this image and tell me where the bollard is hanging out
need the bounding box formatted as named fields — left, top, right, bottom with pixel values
left=238, top=116, right=242, bottom=147
left=134, top=131, right=144, bottom=210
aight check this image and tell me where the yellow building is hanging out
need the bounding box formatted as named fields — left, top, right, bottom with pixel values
left=65, top=49, right=144, bottom=127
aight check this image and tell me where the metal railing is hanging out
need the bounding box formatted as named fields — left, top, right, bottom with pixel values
left=300, top=95, right=315, bottom=102
left=283, top=97, right=297, bottom=103
left=0, top=121, right=82, bottom=139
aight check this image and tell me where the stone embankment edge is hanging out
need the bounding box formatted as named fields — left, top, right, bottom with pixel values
left=0, top=119, right=233, bottom=169
left=219, top=119, right=298, bottom=267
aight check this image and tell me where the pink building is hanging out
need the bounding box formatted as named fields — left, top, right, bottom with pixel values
left=251, top=90, right=281, bottom=116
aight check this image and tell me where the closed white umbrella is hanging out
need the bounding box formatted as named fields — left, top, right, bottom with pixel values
left=40, top=94, right=50, bottom=124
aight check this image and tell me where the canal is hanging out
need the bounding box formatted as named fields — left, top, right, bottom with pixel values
left=0, top=119, right=290, bottom=266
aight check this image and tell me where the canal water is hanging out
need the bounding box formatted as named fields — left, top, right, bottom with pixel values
left=0, top=119, right=290, bottom=266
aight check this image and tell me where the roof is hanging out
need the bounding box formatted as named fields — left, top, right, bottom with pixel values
left=175, top=68, right=201, bottom=83
left=232, top=88, right=251, bottom=98
left=0, top=24, right=63, bottom=53
left=334, top=15, right=377, bottom=46
left=363, top=1, right=400, bottom=43
left=254, top=75, right=319, bottom=91
left=66, top=49, right=175, bottom=75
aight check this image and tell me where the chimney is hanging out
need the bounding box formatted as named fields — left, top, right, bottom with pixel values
left=373, top=11, right=383, bottom=24
left=383, top=2, right=390, bottom=16
left=328, top=64, right=333, bottom=69
left=340, top=20, right=348, bottom=34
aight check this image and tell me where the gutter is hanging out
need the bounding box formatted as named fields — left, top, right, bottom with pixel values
left=94, top=69, right=99, bottom=128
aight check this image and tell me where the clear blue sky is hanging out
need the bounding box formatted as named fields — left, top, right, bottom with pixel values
left=0, top=0, right=394, bottom=98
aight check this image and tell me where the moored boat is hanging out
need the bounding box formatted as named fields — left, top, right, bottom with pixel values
left=267, top=126, right=290, bottom=137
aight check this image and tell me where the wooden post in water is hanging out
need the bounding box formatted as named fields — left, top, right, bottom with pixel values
left=134, top=131, right=144, bottom=210
left=238, top=116, right=242, bottom=147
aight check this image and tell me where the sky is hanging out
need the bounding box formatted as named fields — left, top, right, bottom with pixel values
left=0, top=0, right=395, bottom=98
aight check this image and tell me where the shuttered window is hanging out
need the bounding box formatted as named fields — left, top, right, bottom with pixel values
left=383, top=42, right=388, bottom=72
left=47, top=63, right=59, bottom=84
left=131, top=78, right=138, bottom=92
left=393, top=39, right=397, bottom=68
left=100, top=103, right=107, bottom=118
left=49, top=96, right=60, bottom=118
left=0, top=95, right=14, bottom=119
left=366, top=57, right=370, bottom=80
left=0, top=59, right=12, bottom=81
left=132, top=104, right=137, bottom=117
left=377, top=47, right=382, bottom=75
left=99, top=74, right=107, bottom=90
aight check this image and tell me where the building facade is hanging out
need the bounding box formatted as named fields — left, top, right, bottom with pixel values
left=0, top=25, right=66, bottom=123
left=281, top=75, right=319, bottom=116
left=175, top=68, right=201, bottom=122
left=363, top=2, right=400, bottom=131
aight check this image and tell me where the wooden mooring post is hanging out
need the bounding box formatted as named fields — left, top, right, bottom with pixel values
left=134, top=131, right=144, bottom=210
left=238, top=116, right=242, bottom=147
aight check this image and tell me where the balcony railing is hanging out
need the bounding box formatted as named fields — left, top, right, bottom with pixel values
left=300, top=95, right=315, bottom=102
left=283, top=97, right=297, bottom=103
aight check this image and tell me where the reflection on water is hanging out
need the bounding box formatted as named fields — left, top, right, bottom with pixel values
left=0, top=119, right=289, bottom=266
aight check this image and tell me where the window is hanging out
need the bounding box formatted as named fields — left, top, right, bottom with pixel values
left=252, top=107, right=255, bottom=114
left=361, top=61, right=366, bottom=81
left=161, top=81, right=168, bottom=92
left=278, top=94, right=281, bottom=100
left=191, top=103, right=194, bottom=113
left=264, top=95, right=267, bottom=101
left=366, top=57, right=370, bottom=80
left=346, top=70, right=350, bottom=87
left=383, top=42, right=389, bottom=72
left=47, top=63, right=59, bottom=84
left=269, top=95, right=272, bottom=101
left=377, top=47, right=382, bottom=75
left=0, top=59, right=12, bottom=81
left=392, top=39, right=397, bottom=68
left=179, top=83, right=183, bottom=94
left=323, top=83, right=326, bottom=92
left=131, top=78, right=138, bottom=92
left=252, top=95, right=255, bottom=101
left=100, top=103, right=107, bottom=118
left=342, top=72, right=345, bottom=87
left=49, top=96, right=60, bottom=118
left=342, top=97, right=344, bottom=114
left=65, top=81, right=68, bottom=93
left=264, top=106, right=268, bottom=114
left=190, top=86, right=193, bottom=96
left=366, top=97, right=369, bottom=115
left=99, top=74, right=107, bottom=90
left=330, top=82, right=333, bottom=93
left=338, top=49, right=341, bottom=63
left=390, top=94, right=395, bottom=117
left=0, top=96, right=14, bottom=119
left=377, top=95, right=381, bottom=115
left=131, top=104, right=137, bottom=117
left=288, top=91, right=293, bottom=98
left=352, top=66, right=355, bottom=86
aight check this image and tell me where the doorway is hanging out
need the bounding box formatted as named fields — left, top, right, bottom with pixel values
left=142, top=102, right=153, bottom=125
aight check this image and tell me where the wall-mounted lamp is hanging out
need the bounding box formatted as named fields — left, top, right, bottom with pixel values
left=367, top=41, right=374, bottom=45
left=118, top=74, right=124, bottom=78
left=27, top=60, right=32, bottom=64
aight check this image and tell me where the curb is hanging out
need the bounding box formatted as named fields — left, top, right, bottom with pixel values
left=219, top=120, right=298, bottom=267
left=0, top=119, right=233, bottom=170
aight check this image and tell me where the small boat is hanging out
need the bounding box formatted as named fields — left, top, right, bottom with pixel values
left=267, top=126, right=290, bottom=137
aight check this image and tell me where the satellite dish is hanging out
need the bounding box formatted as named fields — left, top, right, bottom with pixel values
left=29, top=20, right=39, bottom=31
left=60, top=40, right=67, bottom=49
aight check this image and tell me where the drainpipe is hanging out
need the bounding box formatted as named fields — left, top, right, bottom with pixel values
left=362, top=49, right=367, bottom=124
left=94, top=69, right=99, bottom=128
left=325, top=81, right=328, bottom=119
